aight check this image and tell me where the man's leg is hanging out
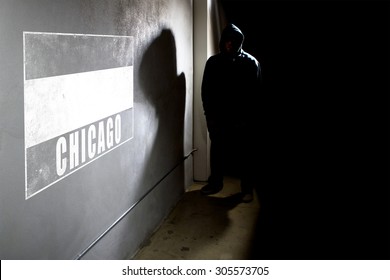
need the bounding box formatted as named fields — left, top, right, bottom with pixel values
left=201, top=124, right=224, bottom=195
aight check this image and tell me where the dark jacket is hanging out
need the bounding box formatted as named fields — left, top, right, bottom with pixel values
left=201, top=23, right=261, bottom=126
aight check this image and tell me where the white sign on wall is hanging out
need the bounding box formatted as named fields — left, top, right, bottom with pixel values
left=23, top=32, right=134, bottom=199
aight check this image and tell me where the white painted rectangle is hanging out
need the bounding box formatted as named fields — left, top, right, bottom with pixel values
left=24, top=66, right=133, bottom=148
left=23, top=32, right=134, bottom=199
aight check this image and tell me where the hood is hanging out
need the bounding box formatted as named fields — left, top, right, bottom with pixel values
left=219, top=23, right=244, bottom=55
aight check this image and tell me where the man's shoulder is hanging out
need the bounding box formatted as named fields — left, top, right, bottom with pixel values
left=205, top=53, right=225, bottom=68
left=239, top=50, right=259, bottom=64
left=207, top=53, right=223, bottom=62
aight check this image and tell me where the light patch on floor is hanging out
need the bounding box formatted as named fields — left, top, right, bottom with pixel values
left=132, top=176, right=260, bottom=260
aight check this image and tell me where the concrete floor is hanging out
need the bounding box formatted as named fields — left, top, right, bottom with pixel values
left=132, top=176, right=260, bottom=260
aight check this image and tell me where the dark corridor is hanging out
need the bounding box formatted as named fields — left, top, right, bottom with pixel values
left=221, top=0, right=389, bottom=260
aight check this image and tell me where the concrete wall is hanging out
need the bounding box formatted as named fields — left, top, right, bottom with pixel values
left=193, top=0, right=225, bottom=181
left=0, top=0, right=193, bottom=259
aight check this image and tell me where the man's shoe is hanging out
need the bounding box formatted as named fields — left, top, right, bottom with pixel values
left=241, top=193, right=253, bottom=203
left=201, top=184, right=223, bottom=195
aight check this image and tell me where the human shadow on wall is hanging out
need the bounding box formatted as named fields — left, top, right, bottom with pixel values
left=138, top=29, right=186, bottom=199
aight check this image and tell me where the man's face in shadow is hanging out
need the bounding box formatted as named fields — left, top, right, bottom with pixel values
left=224, top=40, right=234, bottom=54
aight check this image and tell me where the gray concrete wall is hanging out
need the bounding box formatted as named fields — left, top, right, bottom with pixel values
left=193, top=0, right=225, bottom=181
left=0, top=0, right=193, bottom=259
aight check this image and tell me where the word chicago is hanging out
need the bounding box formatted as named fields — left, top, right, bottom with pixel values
left=56, top=114, right=122, bottom=176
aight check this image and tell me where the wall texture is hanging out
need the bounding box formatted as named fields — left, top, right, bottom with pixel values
left=0, top=0, right=193, bottom=259
left=193, top=0, right=225, bottom=181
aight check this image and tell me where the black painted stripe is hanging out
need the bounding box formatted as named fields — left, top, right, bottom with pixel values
left=26, top=108, right=133, bottom=199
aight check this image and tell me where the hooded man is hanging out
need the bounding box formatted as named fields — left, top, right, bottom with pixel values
left=201, top=23, right=262, bottom=202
